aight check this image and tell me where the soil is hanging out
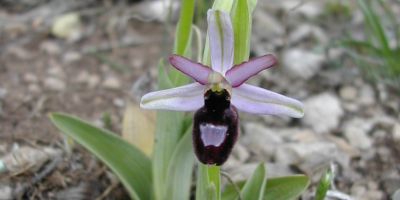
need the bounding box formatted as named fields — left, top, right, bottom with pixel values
left=0, top=1, right=165, bottom=198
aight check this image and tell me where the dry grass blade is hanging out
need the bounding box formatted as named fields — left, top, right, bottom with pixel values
left=122, top=102, right=155, bottom=156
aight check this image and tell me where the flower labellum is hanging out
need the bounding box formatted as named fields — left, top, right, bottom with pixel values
left=193, top=88, right=239, bottom=165
left=140, top=10, right=304, bottom=165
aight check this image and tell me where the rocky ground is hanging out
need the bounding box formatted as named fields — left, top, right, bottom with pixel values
left=1, top=0, right=399, bottom=199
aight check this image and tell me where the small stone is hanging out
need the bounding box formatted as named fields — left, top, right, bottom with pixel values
left=376, top=147, right=391, bottom=162
left=367, top=181, right=379, bottom=190
left=131, top=0, right=179, bottom=22
left=359, top=84, right=375, bottom=106
left=87, top=75, right=100, bottom=89
left=23, top=73, right=38, bottom=83
left=63, top=51, right=82, bottom=63
left=51, top=13, right=82, bottom=40
left=0, top=88, right=7, bottom=99
left=262, top=114, right=291, bottom=127
left=302, top=93, right=343, bottom=134
left=0, top=144, right=7, bottom=155
left=47, top=66, right=65, bottom=78
left=371, top=113, right=397, bottom=127
left=251, top=9, right=285, bottom=53
left=28, top=84, right=41, bottom=94
left=286, top=129, right=317, bottom=143
left=229, top=163, right=258, bottom=182
left=40, top=40, right=61, bottom=55
left=231, top=142, right=249, bottom=163
left=326, top=135, right=360, bottom=158
left=279, top=0, right=324, bottom=18
left=288, top=24, right=328, bottom=44
left=327, top=47, right=345, bottom=60
left=131, top=58, right=145, bottom=70
left=351, top=185, right=366, bottom=198
left=343, top=118, right=373, bottom=150
left=76, top=71, right=100, bottom=89
left=102, top=76, right=121, bottom=90
left=351, top=183, right=384, bottom=200
left=76, top=71, right=90, bottom=84
left=283, top=48, right=324, bottom=80
left=0, top=185, right=12, bottom=200
left=1, top=146, right=62, bottom=173
left=254, top=10, right=284, bottom=38
left=372, top=129, right=386, bottom=140
left=365, top=191, right=384, bottom=200
left=393, top=189, right=400, bottom=200
left=342, top=102, right=360, bottom=113
left=275, top=141, right=349, bottom=174
left=7, top=46, right=33, bottom=60
left=241, top=123, right=283, bottom=159
left=113, top=98, right=125, bottom=107
left=222, top=156, right=241, bottom=171
left=377, top=83, right=388, bottom=101
left=382, top=170, right=400, bottom=195
left=44, top=77, right=66, bottom=91
left=392, top=123, right=400, bottom=141
left=265, top=162, right=293, bottom=178
left=339, top=85, right=358, bottom=101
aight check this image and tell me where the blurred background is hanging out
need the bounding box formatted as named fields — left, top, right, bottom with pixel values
left=0, top=0, right=399, bottom=199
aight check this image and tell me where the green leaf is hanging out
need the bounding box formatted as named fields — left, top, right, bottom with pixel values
left=208, top=165, right=222, bottom=200
left=173, top=0, right=195, bottom=56
left=357, top=0, right=390, bottom=53
left=231, top=0, right=251, bottom=64
left=196, top=164, right=220, bottom=200
left=196, top=163, right=209, bottom=200
left=170, top=0, right=195, bottom=86
left=222, top=175, right=309, bottom=200
left=208, top=183, right=218, bottom=200
left=339, top=40, right=381, bottom=55
left=153, top=59, right=188, bottom=200
left=158, top=59, right=173, bottom=90
left=164, top=126, right=195, bottom=200
left=241, top=164, right=267, bottom=200
left=315, top=169, right=333, bottom=200
left=154, top=1, right=196, bottom=197
left=49, top=113, right=152, bottom=200
left=263, top=175, right=309, bottom=200
left=152, top=111, right=186, bottom=200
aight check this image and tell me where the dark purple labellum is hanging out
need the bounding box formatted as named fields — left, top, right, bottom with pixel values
left=193, top=89, right=239, bottom=165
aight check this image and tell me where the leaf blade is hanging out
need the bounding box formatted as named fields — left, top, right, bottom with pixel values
left=50, top=113, right=152, bottom=200
left=263, top=175, right=309, bottom=200
left=152, top=111, right=185, bottom=199
left=241, top=163, right=267, bottom=200
left=164, top=126, right=195, bottom=200
left=170, top=0, right=196, bottom=86
left=231, top=0, right=251, bottom=65
left=222, top=174, right=309, bottom=200
left=315, top=169, right=333, bottom=200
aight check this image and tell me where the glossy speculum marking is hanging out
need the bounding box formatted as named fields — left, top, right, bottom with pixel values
left=193, top=89, right=239, bottom=165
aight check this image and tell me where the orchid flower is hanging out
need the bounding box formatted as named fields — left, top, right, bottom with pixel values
left=140, top=10, right=304, bottom=165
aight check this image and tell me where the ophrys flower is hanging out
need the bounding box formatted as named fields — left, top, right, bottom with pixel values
left=141, top=9, right=304, bottom=165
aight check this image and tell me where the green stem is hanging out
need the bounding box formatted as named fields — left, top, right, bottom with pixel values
left=207, top=165, right=221, bottom=200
